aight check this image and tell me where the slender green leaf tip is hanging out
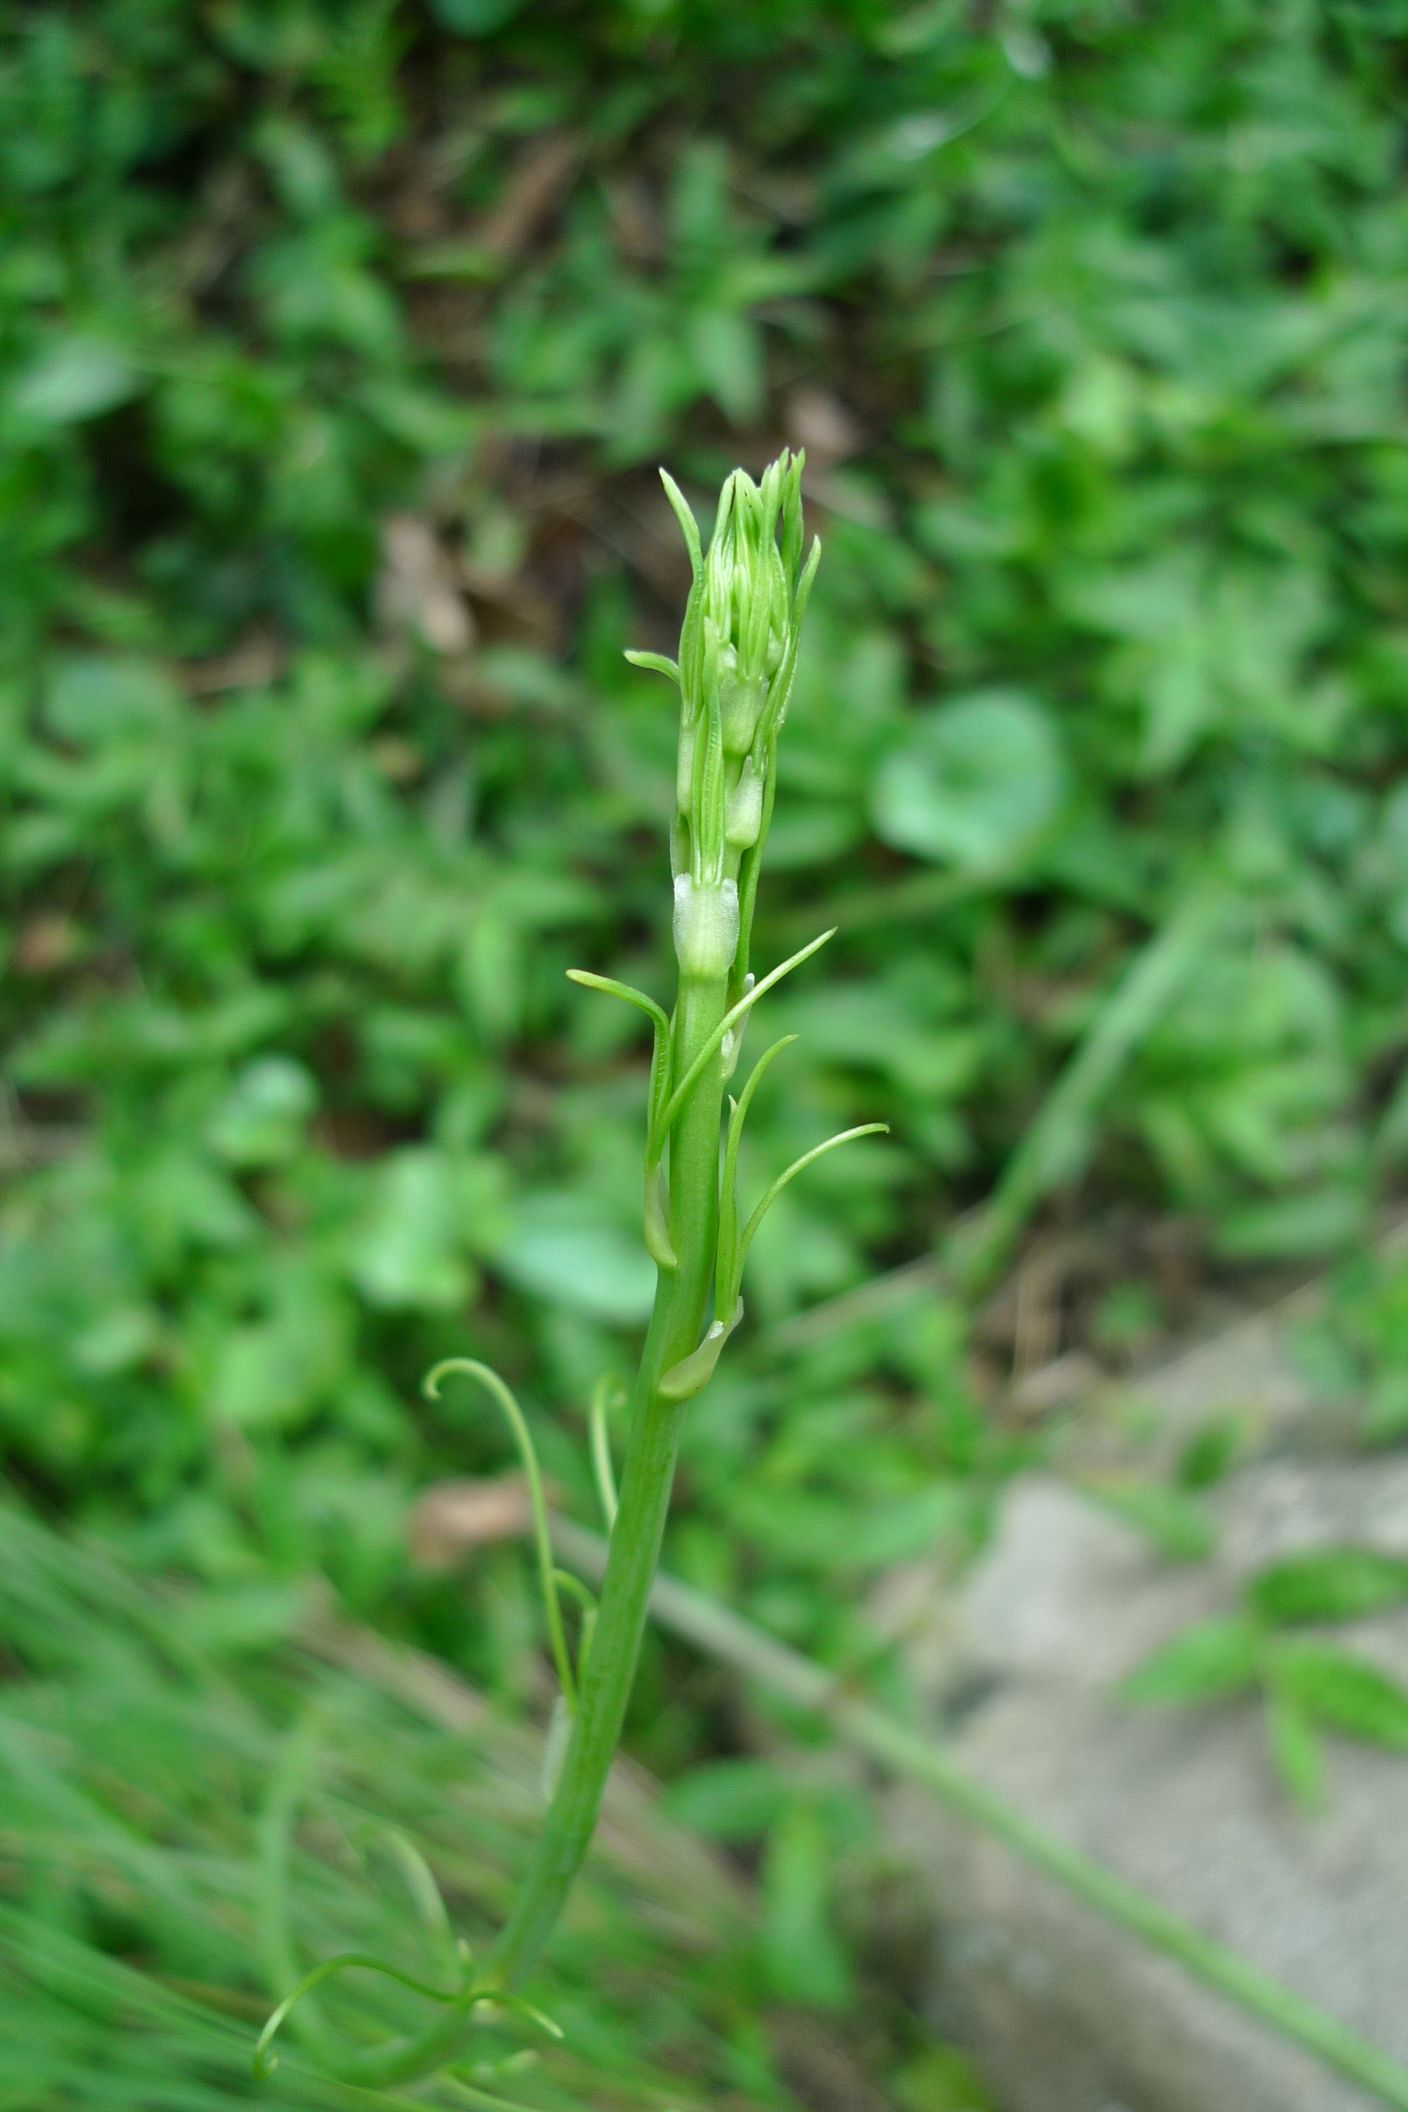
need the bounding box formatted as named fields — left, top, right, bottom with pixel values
left=424, top=1359, right=581, bottom=1712
left=723, top=1123, right=888, bottom=1317
left=623, top=648, right=680, bottom=684
left=565, top=968, right=670, bottom=1035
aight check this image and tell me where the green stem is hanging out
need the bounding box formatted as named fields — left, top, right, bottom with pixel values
left=338, top=975, right=729, bottom=2090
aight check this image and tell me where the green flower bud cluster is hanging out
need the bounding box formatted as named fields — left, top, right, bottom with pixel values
left=628, top=451, right=820, bottom=994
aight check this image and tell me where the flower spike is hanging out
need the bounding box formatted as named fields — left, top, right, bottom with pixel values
left=628, top=450, right=819, bottom=992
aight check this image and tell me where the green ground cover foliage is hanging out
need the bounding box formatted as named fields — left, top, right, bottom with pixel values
left=5, top=0, right=1408, bottom=2031
left=1, top=1505, right=898, bottom=2111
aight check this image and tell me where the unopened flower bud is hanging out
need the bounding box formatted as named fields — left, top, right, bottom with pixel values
left=719, top=656, right=768, bottom=758
left=673, top=874, right=739, bottom=980
left=725, top=758, right=764, bottom=850
left=632, top=451, right=821, bottom=990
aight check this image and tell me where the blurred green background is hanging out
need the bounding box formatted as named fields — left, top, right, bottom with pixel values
left=5, top=2, right=1408, bottom=2106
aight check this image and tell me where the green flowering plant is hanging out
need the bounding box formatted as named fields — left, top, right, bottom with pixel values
left=256, top=453, right=883, bottom=2095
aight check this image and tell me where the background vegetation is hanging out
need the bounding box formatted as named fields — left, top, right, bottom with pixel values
left=5, top=2, right=1408, bottom=2104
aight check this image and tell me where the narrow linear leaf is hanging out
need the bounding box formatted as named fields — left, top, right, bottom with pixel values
left=761, top=1799, right=852, bottom=2011
left=717, top=1034, right=796, bottom=1318
left=367, top=1824, right=459, bottom=1971
left=659, top=468, right=702, bottom=576
left=730, top=1124, right=888, bottom=1308
left=255, top=1952, right=466, bottom=2078
left=954, top=886, right=1223, bottom=1293
left=565, top=969, right=669, bottom=1037
left=424, top=1361, right=577, bottom=1711
left=568, top=971, right=677, bottom=1244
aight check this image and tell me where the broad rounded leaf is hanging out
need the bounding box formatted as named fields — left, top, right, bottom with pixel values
left=350, top=1149, right=474, bottom=1313
left=43, top=655, right=179, bottom=744
left=497, top=1191, right=654, bottom=1324
left=870, top=689, right=1066, bottom=869
left=209, top=1056, right=318, bottom=1169
left=13, top=337, right=140, bottom=426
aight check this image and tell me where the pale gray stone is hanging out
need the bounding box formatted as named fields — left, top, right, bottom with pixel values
left=904, top=1462, right=1408, bottom=2112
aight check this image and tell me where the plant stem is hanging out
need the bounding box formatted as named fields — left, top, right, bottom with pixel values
left=486, top=978, right=725, bottom=1988
left=340, top=975, right=729, bottom=2089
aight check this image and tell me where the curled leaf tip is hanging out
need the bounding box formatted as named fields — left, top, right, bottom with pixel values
left=423, top=1357, right=471, bottom=1402
left=419, top=1358, right=579, bottom=1711
left=564, top=968, right=669, bottom=1032
left=511, top=1994, right=566, bottom=2042
left=623, top=648, right=681, bottom=683
left=255, top=1951, right=467, bottom=2083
